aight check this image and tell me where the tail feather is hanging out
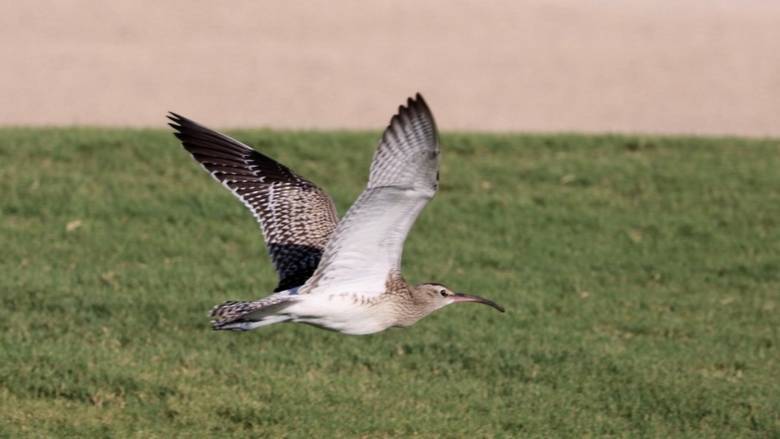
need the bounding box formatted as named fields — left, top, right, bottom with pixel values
left=212, top=314, right=292, bottom=331
left=209, top=294, right=295, bottom=331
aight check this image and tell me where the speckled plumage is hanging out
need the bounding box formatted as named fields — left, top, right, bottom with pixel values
left=169, top=94, right=504, bottom=334
left=168, top=113, right=338, bottom=292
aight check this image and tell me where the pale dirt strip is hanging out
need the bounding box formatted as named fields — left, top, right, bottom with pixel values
left=2, top=1, right=779, bottom=136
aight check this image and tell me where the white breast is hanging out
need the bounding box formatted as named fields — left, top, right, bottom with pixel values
left=284, top=294, right=396, bottom=335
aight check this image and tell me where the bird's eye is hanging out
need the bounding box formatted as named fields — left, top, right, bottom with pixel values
left=439, top=289, right=448, bottom=297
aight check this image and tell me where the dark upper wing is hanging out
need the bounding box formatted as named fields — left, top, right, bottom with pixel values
left=168, top=113, right=339, bottom=292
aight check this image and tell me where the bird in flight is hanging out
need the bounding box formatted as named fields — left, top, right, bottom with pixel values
left=168, top=94, right=504, bottom=335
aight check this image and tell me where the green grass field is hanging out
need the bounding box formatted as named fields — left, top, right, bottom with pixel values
left=1, top=127, right=779, bottom=437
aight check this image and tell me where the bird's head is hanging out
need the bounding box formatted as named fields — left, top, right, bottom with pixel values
left=414, top=283, right=505, bottom=314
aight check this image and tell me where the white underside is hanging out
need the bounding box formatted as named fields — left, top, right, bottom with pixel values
left=223, top=294, right=398, bottom=335
left=286, top=294, right=397, bottom=335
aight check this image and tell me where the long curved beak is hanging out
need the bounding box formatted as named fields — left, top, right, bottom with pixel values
left=451, top=293, right=505, bottom=313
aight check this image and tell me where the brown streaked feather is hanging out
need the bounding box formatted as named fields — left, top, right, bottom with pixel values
left=168, top=113, right=339, bottom=292
left=209, top=295, right=294, bottom=329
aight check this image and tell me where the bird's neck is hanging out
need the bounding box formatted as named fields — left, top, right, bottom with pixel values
left=385, top=270, right=432, bottom=327
left=385, top=270, right=413, bottom=296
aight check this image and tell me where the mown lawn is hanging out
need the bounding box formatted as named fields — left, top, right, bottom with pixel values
left=1, top=127, right=778, bottom=437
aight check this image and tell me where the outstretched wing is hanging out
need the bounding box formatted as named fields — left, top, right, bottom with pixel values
left=301, top=94, right=439, bottom=297
left=168, top=113, right=339, bottom=292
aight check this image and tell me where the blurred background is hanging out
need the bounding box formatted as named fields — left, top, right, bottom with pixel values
left=2, top=0, right=779, bottom=136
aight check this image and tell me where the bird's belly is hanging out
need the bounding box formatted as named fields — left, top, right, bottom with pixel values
left=284, top=296, right=393, bottom=335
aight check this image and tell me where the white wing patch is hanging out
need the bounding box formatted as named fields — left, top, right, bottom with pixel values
left=302, top=94, right=439, bottom=297
left=304, top=187, right=433, bottom=296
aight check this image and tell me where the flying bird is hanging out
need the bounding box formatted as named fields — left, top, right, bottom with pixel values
left=168, top=94, right=504, bottom=335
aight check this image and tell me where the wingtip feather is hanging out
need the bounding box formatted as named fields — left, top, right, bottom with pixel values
left=167, top=112, right=185, bottom=124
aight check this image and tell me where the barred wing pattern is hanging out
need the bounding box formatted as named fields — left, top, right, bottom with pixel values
left=168, top=113, right=339, bottom=292
left=302, top=94, right=439, bottom=297
left=209, top=293, right=295, bottom=330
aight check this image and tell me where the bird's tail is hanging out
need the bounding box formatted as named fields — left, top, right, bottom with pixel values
left=209, top=294, right=295, bottom=331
